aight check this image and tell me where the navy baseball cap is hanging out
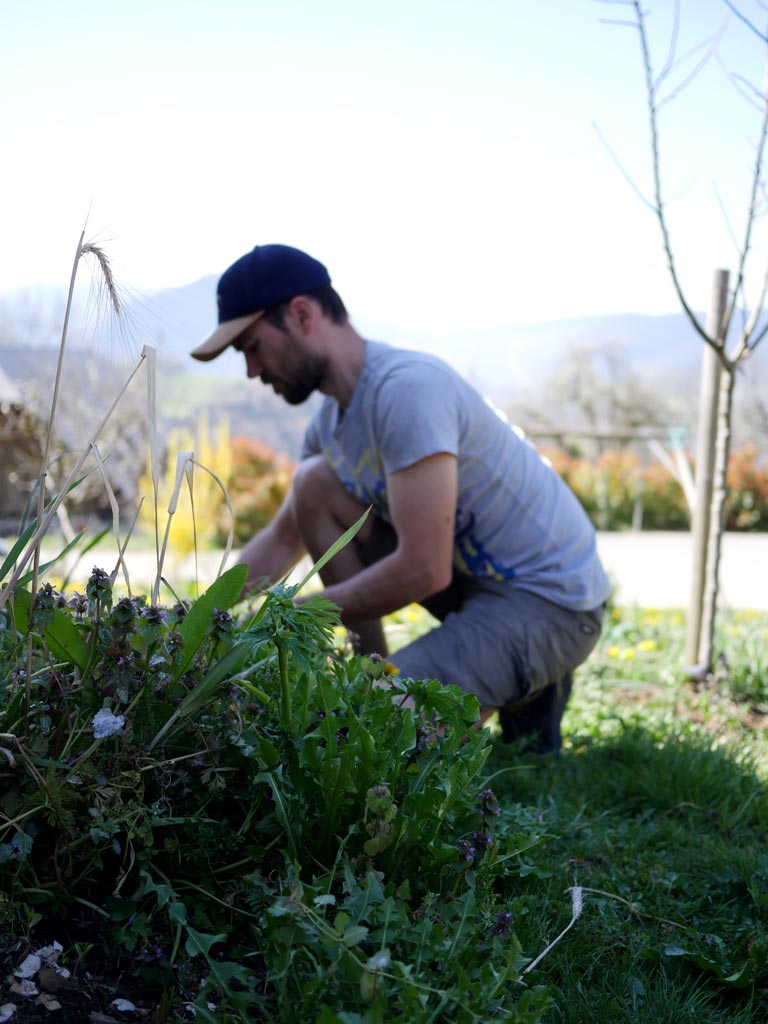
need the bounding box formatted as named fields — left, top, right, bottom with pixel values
left=191, top=244, right=332, bottom=361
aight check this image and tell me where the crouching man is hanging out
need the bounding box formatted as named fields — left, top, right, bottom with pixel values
left=191, top=244, right=611, bottom=753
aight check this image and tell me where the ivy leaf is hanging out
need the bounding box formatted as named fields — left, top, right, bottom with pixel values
left=185, top=926, right=227, bottom=958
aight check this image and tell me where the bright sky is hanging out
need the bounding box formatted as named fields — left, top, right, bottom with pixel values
left=2, top=0, right=767, bottom=334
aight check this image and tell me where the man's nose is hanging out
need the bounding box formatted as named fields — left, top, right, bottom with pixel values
left=244, top=350, right=261, bottom=379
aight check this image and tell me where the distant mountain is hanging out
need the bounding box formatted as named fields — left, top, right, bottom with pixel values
left=2, top=276, right=766, bottom=418
left=103, top=276, right=768, bottom=400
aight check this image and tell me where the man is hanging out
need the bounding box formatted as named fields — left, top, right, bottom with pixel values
left=192, top=244, right=611, bottom=752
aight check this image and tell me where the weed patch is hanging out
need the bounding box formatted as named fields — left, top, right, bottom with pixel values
left=1, top=569, right=553, bottom=1021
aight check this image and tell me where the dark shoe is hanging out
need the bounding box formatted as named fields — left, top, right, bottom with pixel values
left=497, top=673, right=573, bottom=754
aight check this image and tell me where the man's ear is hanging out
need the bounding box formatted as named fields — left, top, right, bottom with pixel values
left=287, top=295, right=315, bottom=335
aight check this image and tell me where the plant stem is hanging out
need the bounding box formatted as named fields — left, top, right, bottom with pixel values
left=277, top=641, right=291, bottom=729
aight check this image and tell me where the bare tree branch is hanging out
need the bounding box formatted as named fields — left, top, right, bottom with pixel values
left=738, top=260, right=768, bottom=353
left=599, top=18, right=642, bottom=29
left=657, top=0, right=682, bottom=88
left=714, top=182, right=743, bottom=254
left=591, top=120, right=657, bottom=212
left=656, top=20, right=729, bottom=111
left=717, top=54, right=766, bottom=110
left=720, top=69, right=768, bottom=362
left=631, top=1, right=721, bottom=354
left=722, top=0, right=768, bottom=43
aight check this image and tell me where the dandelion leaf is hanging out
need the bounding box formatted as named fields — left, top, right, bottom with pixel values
left=173, top=563, right=248, bottom=680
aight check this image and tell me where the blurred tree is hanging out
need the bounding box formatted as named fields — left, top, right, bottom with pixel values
left=7, top=356, right=147, bottom=531
left=215, top=436, right=293, bottom=547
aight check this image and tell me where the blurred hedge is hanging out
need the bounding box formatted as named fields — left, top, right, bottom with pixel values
left=543, top=443, right=768, bottom=532
left=215, top=435, right=294, bottom=546
left=212, top=438, right=767, bottom=542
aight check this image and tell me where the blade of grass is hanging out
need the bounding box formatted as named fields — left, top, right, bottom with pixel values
left=294, top=507, right=370, bottom=593
left=143, top=345, right=162, bottom=593
left=16, top=531, right=85, bottom=587
left=190, top=457, right=236, bottom=582
left=148, top=640, right=250, bottom=751
left=60, top=523, right=112, bottom=591
left=90, top=443, right=131, bottom=593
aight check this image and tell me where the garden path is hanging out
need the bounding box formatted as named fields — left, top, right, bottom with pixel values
left=596, top=531, right=768, bottom=610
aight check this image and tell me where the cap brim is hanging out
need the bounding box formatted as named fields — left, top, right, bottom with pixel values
left=190, top=312, right=264, bottom=362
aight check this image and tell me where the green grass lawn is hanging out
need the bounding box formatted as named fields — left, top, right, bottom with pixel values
left=385, top=604, right=768, bottom=1023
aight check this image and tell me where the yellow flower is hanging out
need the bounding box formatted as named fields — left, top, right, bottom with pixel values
left=636, top=639, right=657, bottom=653
left=619, top=648, right=635, bottom=660
left=384, top=662, right=400, bottom=676
left=607, top=645, right=620, bottom=659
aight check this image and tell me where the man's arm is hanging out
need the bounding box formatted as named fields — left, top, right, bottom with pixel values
left=237, top=488, right=307, bottom=593
left=317, top=452, right=457, bottom=623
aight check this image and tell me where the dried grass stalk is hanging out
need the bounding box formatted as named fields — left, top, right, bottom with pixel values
left=89, top=443, right=131, bottom=594
left=153, top=450, right=194, bottom=605
left=190, top=457, right=236, bottom=583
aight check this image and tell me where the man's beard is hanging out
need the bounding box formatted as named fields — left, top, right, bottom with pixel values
left=280, top=364, right=323, bottom=405
left=270, top=337, right=327, bottom=405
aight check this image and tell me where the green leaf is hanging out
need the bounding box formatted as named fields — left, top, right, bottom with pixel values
left=342, top=924, right=370, bottom=947
left=294, top=507, right=370, bottom=593
left=173, top=563, right=248, bottom=681
left=10, top=588, right=90, bottom=670
left=168, top=901, right=188, bottom=925
left=185, top=926, right=227, bottom=958
left=0, top=520, right=40, bottom=583
left=257, top=736, right=281, bottom=769
left=255, top=770, right=300, bottom=862
left=148, top=641, right=250, bottom=750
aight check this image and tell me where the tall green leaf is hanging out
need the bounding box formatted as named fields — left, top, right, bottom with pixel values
left=172, top=564, right=248, bottom=681
left=148, top=641, right=251, bottom=751
left=294, top=507, right=370, bottom=593
left=10, top=588, right=90, bottom=671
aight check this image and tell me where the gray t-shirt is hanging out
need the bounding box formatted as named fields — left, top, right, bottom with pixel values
left=301, top=341, right=611, bottom=611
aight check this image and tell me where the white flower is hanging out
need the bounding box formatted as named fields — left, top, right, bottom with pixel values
left=365, top=952, right=391, bottom=972
left=112, top=1000, right=137, bottom=1012
left=92, top=709, right=126, bottom=739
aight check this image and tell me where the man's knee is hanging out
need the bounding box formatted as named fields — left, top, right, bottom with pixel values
left=292, top=456, right=369, bottom=531
left=293, top=455, right=343, bottom=513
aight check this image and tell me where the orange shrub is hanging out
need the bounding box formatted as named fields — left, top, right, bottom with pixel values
left=543, top=441, right=767, bottom=531
left=640, top=461, right=689, bottom=530
left=726, top=443, right=768, bottom=530
left=215, top=436, right=294, bottom=546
